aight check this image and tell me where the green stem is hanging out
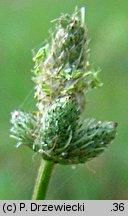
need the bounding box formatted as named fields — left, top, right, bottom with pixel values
left=32, top=159, right=54, bottom=200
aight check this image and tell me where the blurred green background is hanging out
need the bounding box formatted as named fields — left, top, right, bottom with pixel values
left=0, top=0, right=128, bottom=199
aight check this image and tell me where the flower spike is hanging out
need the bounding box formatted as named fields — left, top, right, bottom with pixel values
left=10, top=7, right=117, bottom=165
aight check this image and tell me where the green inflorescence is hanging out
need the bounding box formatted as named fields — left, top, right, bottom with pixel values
left=10, top=7, right=117, bottom=165
left=32, top=7, right=102, bottom=111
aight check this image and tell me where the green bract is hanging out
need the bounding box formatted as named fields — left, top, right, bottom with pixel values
left=10, top=7, right=117, bottom=165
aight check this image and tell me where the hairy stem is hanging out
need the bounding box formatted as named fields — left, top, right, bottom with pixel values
left=32, top=159, right=54, bottom=200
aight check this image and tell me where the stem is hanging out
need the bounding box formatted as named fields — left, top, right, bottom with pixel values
left=32, top=159, right=54, bottom=200
left=81, top=7, right=85, bottom=25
